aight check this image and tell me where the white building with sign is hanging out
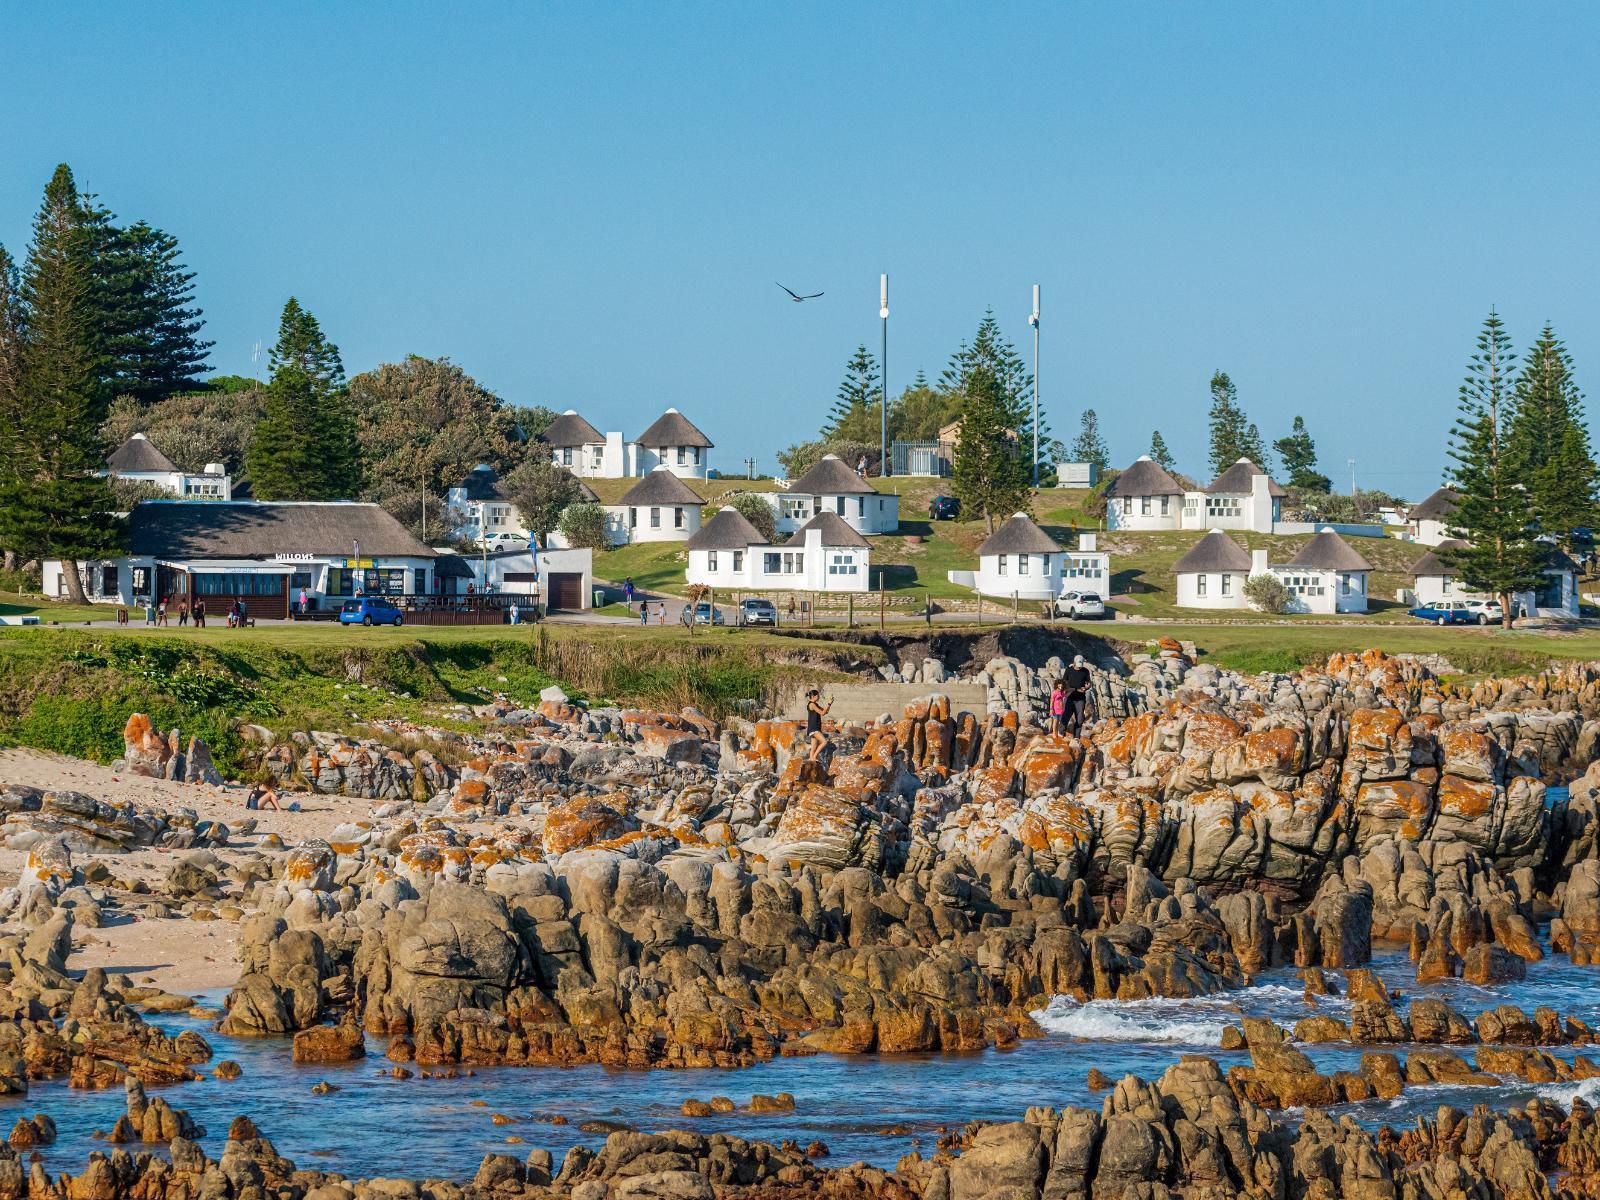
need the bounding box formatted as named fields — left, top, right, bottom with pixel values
left=44, top=501, right=440, bottom=618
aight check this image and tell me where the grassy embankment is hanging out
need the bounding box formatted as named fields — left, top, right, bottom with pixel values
left=0, top=624, right=871, bottom=776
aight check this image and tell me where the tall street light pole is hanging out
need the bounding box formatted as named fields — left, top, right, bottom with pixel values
left=879, top=273, right=889, bottom=477
left=1028, top=283, right=1041, bottom=489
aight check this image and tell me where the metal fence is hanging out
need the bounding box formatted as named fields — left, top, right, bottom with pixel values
left=891, top=440, right=953, bottom=477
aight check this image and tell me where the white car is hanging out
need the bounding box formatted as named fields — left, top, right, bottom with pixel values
left=1461, top=598, right=1504, bottom=625
left=1054, top=590, right=1106, bottom=619
left=480, top=533, right=528, bottom=550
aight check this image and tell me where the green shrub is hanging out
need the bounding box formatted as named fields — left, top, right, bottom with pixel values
left=1243, top=572, right=1291, bottom=615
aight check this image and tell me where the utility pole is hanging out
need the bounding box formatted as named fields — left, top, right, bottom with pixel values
left=743, top=456, right=755, bottom=480
left=879, top=273, right=889, bottom=477
left=1029, top=284, right=1040, bottom=488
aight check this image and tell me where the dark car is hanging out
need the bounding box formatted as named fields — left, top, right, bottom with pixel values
left=339, top=597, right=404, bottom=627
left=738, top=598, right=779, bottom=627
left=929, top=495, right=961, bottom=520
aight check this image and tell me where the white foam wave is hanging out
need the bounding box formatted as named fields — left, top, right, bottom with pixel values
left=1537, top=1076, right=1600, bottom=1108
left=1031, top=996, right=1227, bottom=1045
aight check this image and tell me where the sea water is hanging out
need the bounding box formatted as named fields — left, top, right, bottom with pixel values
left=11, top=946, right=1600, bottom=1177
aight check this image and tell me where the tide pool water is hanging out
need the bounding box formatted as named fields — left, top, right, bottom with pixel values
left=15, top=947, right=1600, bottom=1178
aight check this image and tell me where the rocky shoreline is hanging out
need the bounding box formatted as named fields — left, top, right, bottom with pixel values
left=9, top=645, right=1600, bottom=1194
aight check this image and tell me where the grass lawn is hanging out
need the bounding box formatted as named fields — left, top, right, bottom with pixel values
left=1106, top=620, right=1600, bottom=676
left=0, top=596, right=110, bottom=625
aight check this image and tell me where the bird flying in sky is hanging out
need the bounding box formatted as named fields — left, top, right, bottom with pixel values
left=776, top=283, right=824, bottom=302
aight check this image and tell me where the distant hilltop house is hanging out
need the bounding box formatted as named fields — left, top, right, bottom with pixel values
left=685, top=508, right=871, bottom=594
left=769, top=454, right=900, bottom=536
left=1106, top=456, right=1284, bottom=534
left=944, top=513, right=1110, bottom=602
left=538, top=407, right=713, bottom=480
left=890, top=417, right=965, bottom=477
left=445, top=463, right=600, bottom=545
left=1172, top=528, right=1373, bottom=614
left=1409, top=539, right=1579, bottom=619
left=104, top=433, right=232, bottom=501
left=606, top=467, right=704, bottom=545
left=1406, top=487, right=1462, bottom=546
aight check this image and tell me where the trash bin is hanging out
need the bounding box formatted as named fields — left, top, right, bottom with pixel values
left=593, top=588, right=605, bottom=608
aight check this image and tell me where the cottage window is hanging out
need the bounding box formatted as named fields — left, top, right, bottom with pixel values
left=677, top=446, right=687, bottom=465
left=414, top=568, right=427, bottom=595
left=764, top=552, right=782, bottom=574
left=732, top=551, right=743, bottom=572
left=1442, top=576, right=1453, bottom=594
left=1121, top=497, right=1132, bottom=515
left=835, top=496, right=845, bottom=515
left=1221, top=574, right=1232, bottom=596
left=591, top=447, right=603, bottom=470
left=1140, top=496, right=1150, bottom=516
left=1039, top=554, right=1051, bottom=573
left=708, top=551, right=718, bottom=572
left=132, top=567, right=150, bottom=595
left=1160, top=496, right=1170, bottom=516
left=1197, top=574, right=1208, bottom=597
left=650, top=507, right=661, bottom=529
left=674, top=507, right=685, bottom=529
left=561, top=448, right=573, bottom=466
left=828, top=553, right=859, bottom=576
left=997, top=554, right=1008, bottom=576
left=101, top=564, right=117, bottom=594
left=1018, top=554, right=1031, bottom=576
left=692, top=447, right=700, bottom=465
left=629, top=507, right=638, bottom=529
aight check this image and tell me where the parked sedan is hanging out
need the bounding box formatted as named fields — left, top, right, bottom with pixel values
left=1461, top=598, right=1504, bottom=625
left=1054, top=590, right=1106, bottom=619
left=339, top=597, right=405, bottom=627
left=738, top=598, right=779, bottom=627
left=928, top=495, right=962, bottom=520
left=680, top=601, right=725, bottom=626
left=1406, top=600, right=1477, bottom=626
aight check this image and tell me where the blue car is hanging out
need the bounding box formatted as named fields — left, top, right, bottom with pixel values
left=1406, top=600, right=1476, bottom=626
left=339, top=597, right=404, bottom=627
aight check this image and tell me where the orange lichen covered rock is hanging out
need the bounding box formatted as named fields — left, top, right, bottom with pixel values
left=767, top=784, right=864, bottom=869
left=542, top=796, right=636, bottom=855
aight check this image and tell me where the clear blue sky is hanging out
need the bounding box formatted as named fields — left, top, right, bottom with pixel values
left=6, top=3, right=1599, bottom=495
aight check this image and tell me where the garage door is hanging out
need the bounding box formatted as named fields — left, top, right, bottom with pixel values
left=546, top=572, right=583, bottom=611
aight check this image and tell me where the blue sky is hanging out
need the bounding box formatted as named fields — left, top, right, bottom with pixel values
left=5, top=3, right=1599, bottom=495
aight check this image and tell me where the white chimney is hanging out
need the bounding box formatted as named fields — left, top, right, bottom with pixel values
left=1251, top=548, right=1269, bottom=575
left=1079, top=531, right=1097, bottom=552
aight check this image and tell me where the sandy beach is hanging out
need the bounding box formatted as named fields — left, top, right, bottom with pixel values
left=0, top=748, right=378, bottom=995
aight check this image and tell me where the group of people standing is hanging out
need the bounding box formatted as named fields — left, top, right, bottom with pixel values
left=1048, top=655, right=1093, bottom=737
left=144, top=598, right=208, bottom=627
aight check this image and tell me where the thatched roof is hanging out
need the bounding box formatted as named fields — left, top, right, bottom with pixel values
left=794, top=511, right=869, bottom=548
left=686, top=507, right=765, bottom=551
left=1173, top=530, right=1251, bottom=574
left=539, top=411, right=605, bottom=447
left=1412, top=537, right=1579, bottom=577
left=106, top=434, right=178, bottom=474
left=1106, top=455, right=1184, bottom=497
left=788, top=454, right=875, bottom=496
left=1409, top=539, right=1466, bottom=577
left=618, top=468, right=705, bottom=507
left=1409, top=487, right=1461, bottom=521
left=453, top=464, right=507, bottom=501
left=1207, top=458, right=1287, bottom=498
left=1284, top=530, right=1374, bottom=572
left=128, top=502, right=434, bottom=560
left=977, top=513, right=1062, bottom=557
left=636, top=408, right=713, bottom=448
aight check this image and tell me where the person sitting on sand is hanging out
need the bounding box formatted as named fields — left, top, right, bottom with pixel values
left=804, top=688, right=833, bottom=760
left=245, top=783, right=281, bottom=811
